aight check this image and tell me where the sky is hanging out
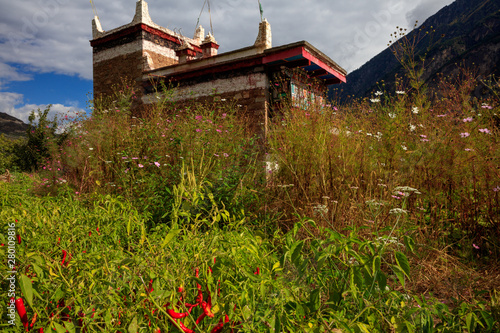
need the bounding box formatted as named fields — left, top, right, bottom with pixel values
left=0, top=0, right=455, bottom=124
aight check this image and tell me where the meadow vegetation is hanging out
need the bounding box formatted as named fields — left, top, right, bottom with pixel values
left=1, top=47, right=499, bottom=332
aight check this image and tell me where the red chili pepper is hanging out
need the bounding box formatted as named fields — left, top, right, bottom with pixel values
left=30, top=312, right=38, bottom=328
left=15, top=298, right=28, bottom=328
left=178, top=321, right=194, bottom=333
left=61, top=250, right=68, bottom=266
left=201, top=301, right=214, bottom=318
left=148, top=279, right=153, bottom=293
left=17, top=234, right=21, bottom=244
left=166, top=309, right=190, bottom=319
left=195, top=312, right=206, bottom=325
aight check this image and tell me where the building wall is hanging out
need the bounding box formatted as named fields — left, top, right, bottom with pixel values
left=92, top=29, right=186, bottom=99
left=143, top=70, right=269, bottom=136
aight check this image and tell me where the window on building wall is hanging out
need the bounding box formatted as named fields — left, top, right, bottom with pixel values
left=290, top=80, right=324, bottom=110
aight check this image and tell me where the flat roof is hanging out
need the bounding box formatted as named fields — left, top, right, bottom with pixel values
left=144, top=41, right=347, bottom=86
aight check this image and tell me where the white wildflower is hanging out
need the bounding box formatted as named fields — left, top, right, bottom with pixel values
left=388, top=113, right=396, bottom=119
left=409, top=124, right=416, bottom=132
left=412, top=107, right=419, bottom=114
left=370, top=98, right=381, bottom=103
left=375, top=91, right=383, bottom=96
left=396, top=90, right=405, bottom=95
left=389, top=208, right=408, bottom=215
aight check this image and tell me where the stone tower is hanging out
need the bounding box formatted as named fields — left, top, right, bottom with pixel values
left=90, top=0, right=203, bottom=100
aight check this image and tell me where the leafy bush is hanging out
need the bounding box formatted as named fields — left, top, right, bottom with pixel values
left=11, top=106, right=66, bottom=172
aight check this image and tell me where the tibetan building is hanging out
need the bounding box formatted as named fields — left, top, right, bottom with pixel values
left=91, top=0, right=346, bottom=133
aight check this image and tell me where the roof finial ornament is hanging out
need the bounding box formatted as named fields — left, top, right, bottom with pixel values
left=132, top=0, right=154, bottom=26
left=258, top=0, right=264, bottom=22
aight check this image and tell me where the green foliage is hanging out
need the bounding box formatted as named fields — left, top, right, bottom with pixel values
left=1, top=175, right=497, bottom=332
left=0, top=134, right=18, bottom=173
left=11, top=106, right=66, bottom=172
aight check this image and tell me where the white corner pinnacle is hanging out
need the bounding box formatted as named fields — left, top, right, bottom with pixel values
left=194, top=25, right=205, bottom=41
left=132, top=0, right=154, bottom=26
left=92, top=15, right=104, bottom=39
left=254, top=18, right=272, bottom=52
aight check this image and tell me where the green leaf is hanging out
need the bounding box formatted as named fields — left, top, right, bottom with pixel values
left=53, top=322, right=66, bottom=333
left=63, top=321, right=75, bottom=333
left=32, top=263, right=44, bottom=279
left=242, top=305, right=252, bottom=321
left=372, top=255, right=381, bottom=275
left=272, top=261, right=281, bottom=272
left=392, top=265, right=405, bottom=287
left=466, top=312, right=474, bottom=333
left=395, top=251, right=410, bottom=278
left=161, top=228, right=181, bottom=248
left=128, top=316, right=138, bottom=333
left=291, top=240, right=304, bottom=267
left=275, top=313, right=281, bottom=333
left=350, top=266, right=363, bottom=290
left=376, top=272, right=387, bottom=292
left=19, top=274, right=33, bottom=308
left=403, top=235, right=415, bottom=252
left=309, top=288, right=321, bottom=313
left=356, top=322, right=371, bottom=333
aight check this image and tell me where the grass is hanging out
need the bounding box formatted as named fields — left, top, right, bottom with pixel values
left=0, top=67, right=499, bottom=332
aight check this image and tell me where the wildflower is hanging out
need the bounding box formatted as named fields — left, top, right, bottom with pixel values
left=89, top=148, right=94, bottom=150
left=473, top=243, right=480, bottom=250
left=223, top=153, right=229, bottom=157
left=396, top=90, right=405, bottom=95
left=214, top=153, right=219, bottom=157
left=389, top=208, right=408, bottom=215
left=221, top=98, right=227, bottom=102
left=237, top=104, right=243, bottom=107
left=394, top=186, right=421, bottom=195
left=493, top=186, right=500, bottom=192
left=481, top=103, right=492, bottom=109
left=216, top=129, right=222, bottom=133
left=465, top=148, right=473, bottom=151
left=195, top=115, right=203, bottom=121
left=437, top=114, right=446, bottom=117
left=460, top=132, right=470, bottom=138
left=412, top=106, right=419, bottom=114
left=132, top=157, right=139, bottom=160
left=462, top=117, right=473, bottom=122
left=409, top=124, right=416, bottom=132
left=138, top=164, right=144, bottom=168
left=370, top=98, right=380, bottom=103
left=479, top=128, right=491, bottom=134
left=222, top=113, right=227, bottom=118
left=196, top=129, right=202, bottom=132
left=401, top=144, right=408, bottom=151
left=420, top=134, right=427, bottom=138
left=388, top=113, right=396, bottom=119
left=375, top=91, right=383, bottom=96
left=154, top=162, right=160, bottom=167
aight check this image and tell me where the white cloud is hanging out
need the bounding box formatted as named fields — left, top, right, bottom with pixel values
left=0, top=63, right=32, bottom=88
left=0, top=91, right=83, bottom=124
left=0, top=0, right=456, bottom=79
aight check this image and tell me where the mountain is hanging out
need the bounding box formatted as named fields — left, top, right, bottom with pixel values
left=334, top=0, right=500, bottom=101
left=0, top=112, right=28, bottom=139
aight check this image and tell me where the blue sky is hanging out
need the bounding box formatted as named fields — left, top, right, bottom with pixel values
left=0, top=0, right=455, bottom=124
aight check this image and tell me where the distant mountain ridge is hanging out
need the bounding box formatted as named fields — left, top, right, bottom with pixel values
left=0, top=112, right=28, bottom=139
left=335, top=0, right=500, bottom=100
